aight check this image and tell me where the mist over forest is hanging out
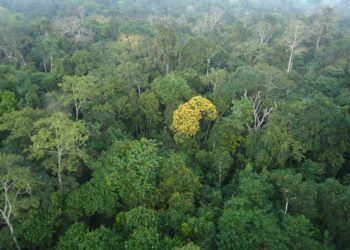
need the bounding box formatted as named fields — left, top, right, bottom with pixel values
left=0, top=0, right=350, bottom=249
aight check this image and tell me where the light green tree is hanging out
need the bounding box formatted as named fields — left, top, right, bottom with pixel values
left=30, top=112, right=88, bottom=190
left=59, top=75, right=99, bottom=120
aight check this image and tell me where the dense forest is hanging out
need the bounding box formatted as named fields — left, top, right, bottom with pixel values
left=0, top=0, right=350, bottom=249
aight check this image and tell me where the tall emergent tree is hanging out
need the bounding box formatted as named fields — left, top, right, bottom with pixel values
left=30, top=112, right=88, bottom=190
left=283, top=20, right=306, bottom=73
left=172, top=96, right=218, bottom=142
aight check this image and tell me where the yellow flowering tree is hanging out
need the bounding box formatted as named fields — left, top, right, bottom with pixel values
left=172, top=96, right=218, bottom=142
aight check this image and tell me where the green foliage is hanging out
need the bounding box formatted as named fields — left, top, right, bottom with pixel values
left=152, top=73, right=192, bottom=107
left=269, top=169, right=318, bottom=218
left=282, top=215, right=326, bottom=250
left=0, top=1, right=350, bottom=249
left=318, top=179, right=350, bottom=249
left=0, top=107, right=47, bottom=149
left=229, top=98, right=254, bottom=131
left=248, top=115, right=304, bottom=168
left=181, top=209, right=216, bottom=249
left=57, top=223, right=121, bottom=250
left=21, top=193, right=63, bottom=248
left=116, top=206, right=159, bottom=234
left=236, top=165, right=273, bottom=208
left=30, top=112, right=88, bottom=159
left=219, top=205, right=284, bottom=250
left=290, top=97, right=349, bottom=175
left=29, top=112, right=88, bottom=189
left=218, top=166, right=326, bottom=250
left=125, top=226, right=160, bottom=250
left=59, top=75, right=99, bottom=119
left=179, top=37, right=220, bottom=74
left=196, top=149, right=233, bottom=187
left=0, top=91, right=16, bottom=116
left=158, top=153, right=201, bottom=203
left=174, top=242, right=201, bottom=250
left=119, top=20, right=152, bottom=36
left=215, top=66, right=269, bottom=112
left=116, top=61, right=148, bottom=94
left=66, top=172, right=119, bottom=219
left=0, top=153, right=43, bottom=249
left=100, top=138, right=160, bottom=208
left=70, top=50, right=96, bottom=76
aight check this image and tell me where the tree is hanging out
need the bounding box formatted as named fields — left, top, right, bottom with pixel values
left=312, top=7, right=337, bottom=50
left=116, top=62, right=148, bottom=96
left=139, top=91, right=162, bottom=136
left=317, top=179, right=350, bottom=249
left=53, top=16, right=92, bottom=42
left=158, top=153, right=201, bottom=205
left=151, top=73, right=191, bottom=107
left=116, top=206, right=159, bottom=235
left=217, top=166, right=281, bottom=250
left=244, top=91, right=273, bottom=132
left=29, top=112, right=88, bottom=190
left=21, top=193, right=64, bottom=249
left=289, top=97, right=349, bottom=176
left=161, top=192, right=197, bottom=237
left=66, top=171, right=119, bottom=220
left=98, top=139, right=160, bottom=208
left=57, top=223, right=121, bottom=250
left=193, top=7, right=224, bottom=35
left=124, top=226, right=160, bottom=250
left=70, top=50, right=96, bottom=76
left=207, top=97, right=252, bottom=156
left=0, top=90, right=17, bottom=116
left=153, top=25, right=178, bottom=74
left=255, top=21, right=274, bottom=44
left=248, top=115, right=304, bottom=168
left=115, top=33, right=147, bottom=62
left=35, top=34, right=58, bottom=73
left=269, top=169, right=317, bottom=218
left=283, top=20, right=307, bottom=73
left=172, top=96, right=218, bottom=142
left=59, top=75, right=99, bottom=120
left=219, top=206, right=284, bottom=250
left=180, top=37, right=220, bottom=75
left=0, top=108, right=48, bottom=150
left=115, top=207, right=162, bottom=249
left=0, top=154, right=42, bottom=250
left=231, top=41, right=273, bottom=66
left=201, top=68, right=228, bottom=92
left=174, top=242, right=201, bottom=250
left=214, top=66, right=269, bottom=113
left=218, top=165, right=325, bottom=250
left=256, top=63, right=295, bottom=95
left=0, top=12, right=29, bottom=67
left=196, top=148, right=232, bottom=187
left=282, top=215, right=328, bottom=250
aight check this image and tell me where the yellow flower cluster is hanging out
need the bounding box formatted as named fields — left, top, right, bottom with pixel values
left=172, top=96, right=218, bottom=142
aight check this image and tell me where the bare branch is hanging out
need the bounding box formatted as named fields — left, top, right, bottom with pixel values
left=246, top=91, right=273, bottom=132
left=53, top=16, right=92, bottom=42
left=193, top=7, right=224, bottom=35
